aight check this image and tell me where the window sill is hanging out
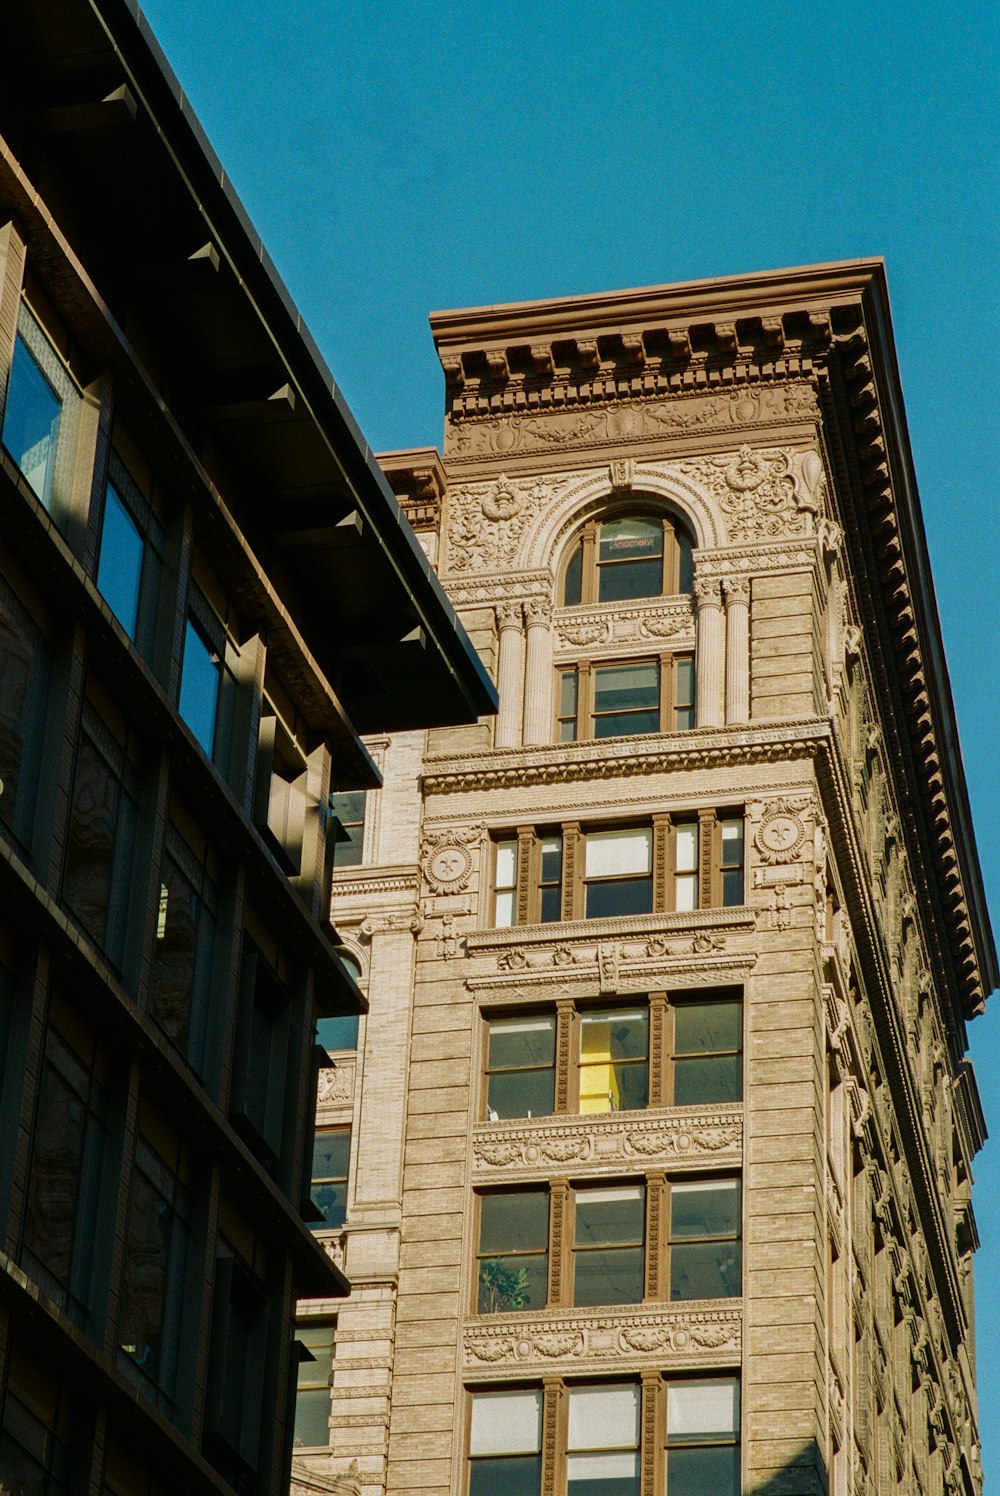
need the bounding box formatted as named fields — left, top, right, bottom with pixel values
left=463, top=1299, right=742, bottom=1378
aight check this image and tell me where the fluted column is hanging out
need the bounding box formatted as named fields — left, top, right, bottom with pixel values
left=723, top=575, right=750, bottom=724
left=522, top=597, right=553, bottom=745
left=493, top=601, right=524, bottom=748
left=694, top=578, right=724, bottom=728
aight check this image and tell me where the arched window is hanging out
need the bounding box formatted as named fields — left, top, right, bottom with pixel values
left=562, top=510, right=694, bottom=607
left=556, top=507, right=697, bottom=742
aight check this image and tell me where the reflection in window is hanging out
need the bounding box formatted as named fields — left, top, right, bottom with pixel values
left=579, top=1007, right=648, bottom=1114
left=330, top=790, right=366, bottom=868
left=1, top=303, right=78, bottom=513
left=665, top=1378, right=740, bottom=1496
left=584, top=828, right=653, bottom=918
left=477, top=1190, right=548, bottom=1313
left=98, top=482, right=144, bottom=638
left=317, top=1013, right=359, bottom=1056
left=469, top=1389, right=542, bottom=1496
left=23, top=1022, right=108, bottom=1327
left=151, top=825, right=217, bottom=1065
left=179, top=616, right=220, bottom=756
left=310, top=1128, right=350, bottom=1229
left=293, top=1323, right=335, bottom=1447
left=118, top=1135, right=190, bottom=1405
left=573, top=1185, right=645, bottom=1307
left=0, top=573, right=48, bottom=846
left=669, top=1179, right=741, bottom=1301
left=63, top=703, right=137, bottom=961
left=486, top=1014, right=556, bottom=1119
left=673, top=1000, right=743, bottom=1106
left=567, top=1383, right=640, bottom=1496
left=563, top=511, right=694, bottom=607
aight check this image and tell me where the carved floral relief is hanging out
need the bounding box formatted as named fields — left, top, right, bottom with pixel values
left=463, top=1306, right=741, bottom=1372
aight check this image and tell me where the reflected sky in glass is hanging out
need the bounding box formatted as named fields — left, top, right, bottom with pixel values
left=97, top=484, right=143, bottom=638
left=1, top=335, right=61, bottom=507
left=179, top=618, right=219, bottom=755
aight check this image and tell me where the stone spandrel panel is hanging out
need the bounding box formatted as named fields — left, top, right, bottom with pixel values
left=471, top=1109, right=742, bottom=1178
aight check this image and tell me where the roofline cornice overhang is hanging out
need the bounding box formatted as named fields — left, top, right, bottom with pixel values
left=429, top=260, right=996, bottom=1025
left=16, top=0, right=496, bottom=727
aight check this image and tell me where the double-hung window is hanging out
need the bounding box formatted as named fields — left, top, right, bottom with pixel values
left=573, top=1184, right=645, bottom=1307
left=330, top=790, right=366, bottom=868
left=578, top=1007, right=649, bottom=1113
left=664, top=1378, right=740, bottom=1495
left=567, top=1383, right=640, bottom=1496
left=668, top=1179, right=741, bottom=1301
left=563, top=513, right=694, bottom=606
left=468, top=1388, right=542, bottom=1495
left=477, top=1190, right=549, bottom=1314
left=671, top=998, right=743, bottom=1106
left=310, top=1127, right=351, bottom=1229
left=485, top=1014, right=556, bottom=1119
left=584, top=828, right=652, bottom=918
left=558, top=654, right=695, bottom=742
left=1, top=301, right=80, bottom=519
left=293, top=1322, right=335, bottom=1448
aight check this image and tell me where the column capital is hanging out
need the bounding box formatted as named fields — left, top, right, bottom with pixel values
left=693, top=576, right=723, bottom=609
left=495, top=600, right=523, bottom=631
left=722, top=575, right=751, bottom=606
left=524, top=596, right=552, bottom=626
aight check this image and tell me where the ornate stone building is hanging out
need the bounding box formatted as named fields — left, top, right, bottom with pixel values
left=295, top=264, right=995, bottom=1496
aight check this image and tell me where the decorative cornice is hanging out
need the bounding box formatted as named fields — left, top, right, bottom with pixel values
left=444, top=567, right=553, bottom=608
left=462, top=1302, right=742, bottom=1378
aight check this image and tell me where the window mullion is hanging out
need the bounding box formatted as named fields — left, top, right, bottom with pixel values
left=581, top=525, right=597, bottom=605
left=648, top=992, right=667, bottom=1108
left=561, top=823, right=582, bottom=921
left=577, top=659, right=593, bottom=739
left=698, top=808, right=716, bottom=910
left=644, top=1171, right=666, bottom=1303
left=555, top=999, right=575, bottom=1113
left=640, top=1370, right=661, bottom=1496
left=541, top=1377, right=563, bottom=1496
left=516, top=826, right=535, bottom=926
left=652, top=814, right=670, bottom=913
left=548, top=1178, right=570, bottom=1307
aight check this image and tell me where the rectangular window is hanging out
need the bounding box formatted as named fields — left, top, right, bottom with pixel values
left=63, top=696, right=138, bottom=963
left=673, top=654, right=696, bottom=731
left=664, top=1378, right=740, bottom=1496
left=578, top=1007, right=649, bottom=1114
left=674, top=822, right=698, bottom=912
left=567, top=1383, right=640, bottom=1496
left=573, top=1185, right=645, bottom=1307
left=229, top=937, right=292, bottom=1163
left=672, top=999, right=743, bottom=1106
left=0, top=1346, right=80, bottom=1496
left=118, top=1132, right=191, bottom=1408
left=557, top=654, right=695, bottom=742
left=204, top=1250, right=268, bottom=1476
left=22, top=1017, right=109, bottom=1328
left=1, top=302, right=80, bottom=516
left=310, top=1127, right=351, bottom=1229
left=151, top=815, right=217, bottom=1067
left=593, top=661, right=660, bottom=737
left=668, top=1179, right=741, bottom=1301
left=179, top=613, right=221, bottom=757
left=494, top=838, right=518, bottom=927
left=477, top=1191, right=549, bottom=1314
left=537, top=834, right=563, bottom=922
left=469, top=1388, right=542, bottom=1496
left=557, top=668, right=579, bottom=742
left=584, top=828, right=653, bottom=918
left=96, top=455, right=162, bottom=648
left=317, top=1013, right=359, bottom=1057
left=330, top=790, right=366, bottom=868
left=0, top=572, right=49, bottom=848
left=293, top=1322, right=335, bottom=1448
left=485, top=1014, right=556, bottom=1120
left=719, top=819, right=744, bottom=906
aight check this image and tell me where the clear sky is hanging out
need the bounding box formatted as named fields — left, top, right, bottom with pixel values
left=140, top=0, right=999, bottom=1472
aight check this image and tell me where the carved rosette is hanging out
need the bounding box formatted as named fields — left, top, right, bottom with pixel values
left=472, top=1111, right=741, bottom=1176
left=420, top=827, right=479, bottom=895
left=463, top=1306, right=742, bottom=1375
left=753, top=798, right=811, bottom=865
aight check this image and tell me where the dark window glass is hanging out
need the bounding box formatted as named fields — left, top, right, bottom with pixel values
left=573, top=1185, right=644, bottom=1307
left=97, top=483, right=144, bottom=639
left=331, top=790, right=366, bottom=867
left=719, top=819, right=744, bottom=906
left=673, top=1000, right=743, bottom=1106
left=311, top=1128, right=350, bottom=1228
left=677, top=530, right=695, bottom=593
left=579, top=1008, right=648, bottom=1114
left=597, top=518, right=664, bottom=603
left=557, top=669, right=579, bottom=742
left=563, top=541, right=584, bottom=607
left=229, top=942, right=291, bottom=1161
left=584, top=829, right=653, bottom=920
left=593, top=661, right=659, bottom=738
left=469, top=1389, right=542, bottom=1496
left=0, top=574, right=48, bottom=846
left=151, top=839, right=216, bottom=1064
left=477, top=1191, right=549, bottom=1313
left=674, top=655, right=696, bottom=731
left=23, top=1025, right=108, bottom=1327
left=118, top=1137, right=190, bottom=1405
left=538, top=835, right=563, bottom=922
left=317, top=1013, right=359, bottom=1055
left=486, top=1015, right=556, bottom=1119
left=63, top=708, right=136, bottom=961
left=179, top=617, right=220, bottom=756
left=669, top=1180, right=741, bottom=1300
left=0, top=1349, right=79, bottom=1496
left=293, top=1323, right=334, bottom=1447
left=2, top=332, right=62, bottom=508
left=664, top=1378, right=740, bottom=1496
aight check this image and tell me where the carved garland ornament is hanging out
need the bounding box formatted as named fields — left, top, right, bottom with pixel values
left=446, top=474, right=557, bottom=573
left=464, top=1309, right=741, bottom=1367
left=679, top=445, right=825, bottom=543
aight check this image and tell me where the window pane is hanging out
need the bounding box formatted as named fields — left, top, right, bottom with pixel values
left=489, top=1069, right=555, bottom=1120
left=489, top=1017, right=556, bottom=1071
left=574, top=1246, right=644, bottom=1306
left=560, top=671, right=579, bottom=718
left=0, top=577, right=47, bottom=840
left=470, top=1390, right=542, bottom=1455
left=330, top=790, right=366, bottom=868
left=2, top=333, right=61, bottom=506
left=677, top=530, right=695, bottom=593
left=594, top=664, right=658, bottom=714
left=470, top=1456, right=542, bottom=1495
left=313, top=1131, right=350, bottom=1179
left=674, top=1002, right=742, bottom=1055
left=599, top=517, right=663, bottom=562
left=480, top=1193, right=549, bottom=1253
left=665, top=1445, right=740, bottom=1495
left=674, top=874, right=697, bottom=913
left=671, top=1180, right=740, bottom=1238
left=478, top=1253, right=548, bottom=1313
left=581, top=1010, right=647, bottom=1062
left=98, top=484, right=144, bottom=639
left=317, top=1014, right=359, bottom=1054
left=540, top=886, right=562, bottom=921
left=564, top=541, right=583, bottom=606
left=540, top=837, right=562, bottom=883
left=495, top=889, right=516, bottom=927
left=576, top=1187, right=644, bottom=1245
left=580, top=1010, right=649, bottom=1113
left=675, top=823, right=698, bottom=872
left=585, top=829, right=651, bottom=879
left=152, top=855, right=209, bottom=1053
left=64, top=737, right=122, bottom=947
left=297, top=1324, right=334, bottom=1382
left=675, top=656, right=695, bottom=706
left=293, top=1386, right=330, bottom=1447
left=599, top=558, right=664, bottom=603
left=567, top=1452, right=640, bottom=1494
left=568, top=1385, right=639, bottom=1450
left=179, top=618, right=220, bottom=756
left=670, top=1240, right=741, bottom=1300
left=585, top=877, right=652, bottom=919
left=667, top=1378, right=739, bottom=1436
left=496, top=841, right=518, bottom=887
left=673, top=1054, right=742, bottom=1106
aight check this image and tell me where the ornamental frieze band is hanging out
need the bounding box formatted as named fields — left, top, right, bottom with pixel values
left=462, top=1304, right=742, bottom=1376
left=472, top=1109, right=743, bottom=1177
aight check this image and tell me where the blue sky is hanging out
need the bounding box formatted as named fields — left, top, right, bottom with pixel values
left=142, top=0, right=999, bottom=1471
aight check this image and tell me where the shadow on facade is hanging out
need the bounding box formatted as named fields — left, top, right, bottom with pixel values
left=747, top=1439, right=828, bottom=1496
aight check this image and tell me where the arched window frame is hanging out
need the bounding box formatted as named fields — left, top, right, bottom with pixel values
left=560, top=507, right=694, bottom=608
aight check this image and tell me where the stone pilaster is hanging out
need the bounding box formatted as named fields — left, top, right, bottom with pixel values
left=522, top=597, right=553, bottom=746
left=694, top=577, right=724, bottom=728
left=723, top=575, right=750, bottom=725
left=494, top=601, right=524, bottom=748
